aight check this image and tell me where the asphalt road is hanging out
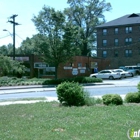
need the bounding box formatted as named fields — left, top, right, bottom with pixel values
left=0, top=76, right=139, bottom=100
left=0, top=86, right=138, bottom=100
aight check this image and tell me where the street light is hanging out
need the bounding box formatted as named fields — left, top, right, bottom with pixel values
left=3, top=29, right=15, bottom=60
left=3, top=29, right=12, bottom=36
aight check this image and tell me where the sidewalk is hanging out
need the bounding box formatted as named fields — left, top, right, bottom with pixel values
left=0, top=94, right=127, bottom=106
left=0, top=85, right=56, bottom=90
left=0, top=97, right=58, bottom=106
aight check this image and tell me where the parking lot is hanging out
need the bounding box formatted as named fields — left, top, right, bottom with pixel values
left=103, top=75, right=140, bottom=86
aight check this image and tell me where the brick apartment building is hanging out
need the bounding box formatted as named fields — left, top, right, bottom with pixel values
left=96, top=13, right=140, bottom=69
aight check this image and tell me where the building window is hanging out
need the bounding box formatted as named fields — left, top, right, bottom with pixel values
left=69, top=63, right=73, bottom=67
left=125, top=50, right=132, bottom=57
left=102, top=50, right=107, bottom=58
left=103, top=29, right=107, bottom=35
left=114, top=39, right=119, bottom=46
left=114, top=51, right=118, bottom=57
left=103, top=40, right=107, bottom=46
left=126, top=27, right=132, bottom=33
left=114, top=28, right=118, bottom=34
left=78, top=63, right=82, bottom=67
left=125, top=38, right=132, bottom=45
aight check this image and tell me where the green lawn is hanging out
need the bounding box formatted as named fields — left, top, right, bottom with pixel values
left=0, top=102, right=140, bottom=140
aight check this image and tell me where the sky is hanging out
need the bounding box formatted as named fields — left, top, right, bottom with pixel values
left=0, top=0, right=140, bottom=47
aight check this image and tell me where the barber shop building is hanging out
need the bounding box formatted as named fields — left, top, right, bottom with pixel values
left=13, top=54, right=110, bottom=79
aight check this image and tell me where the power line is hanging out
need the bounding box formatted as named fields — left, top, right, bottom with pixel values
left=15, top=33, right=24, bottom=40
left=0, top=35, right=11, bottom=39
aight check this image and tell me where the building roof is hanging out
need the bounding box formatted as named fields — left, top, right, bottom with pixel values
left=96, top=13, right=140, bottom=28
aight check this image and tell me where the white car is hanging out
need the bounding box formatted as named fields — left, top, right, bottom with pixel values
left=113, top=69, right=132, bottom=78
left=119, top=66, right=137, bottom=77
left=90, top=70, right=121, bottom=80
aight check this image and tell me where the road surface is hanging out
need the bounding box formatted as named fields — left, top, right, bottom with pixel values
left=0, top=76, right=139, bottom=100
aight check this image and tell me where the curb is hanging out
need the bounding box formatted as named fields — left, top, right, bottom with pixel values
left=0, top=83, right=113, bottom=90
left=0, top=85, right=56, bottom=90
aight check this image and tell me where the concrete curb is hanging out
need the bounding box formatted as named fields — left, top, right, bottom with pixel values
left=0, top=83, right=113, bottom=90
left=0, top=85, right=56, bottom=90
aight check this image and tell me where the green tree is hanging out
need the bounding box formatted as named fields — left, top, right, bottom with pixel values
left=32, top=6, right=80, bottom=79
left=64, top=0, right=112, bottom=55
left=0, top=55, right=26, bottom=77
left=0, top=45, right=8, bottom=55
left=0, top=43, right=13, bottom=55
left=16, top=35, right=43, bottom=55
left=7, top=43, right=13, bottom=55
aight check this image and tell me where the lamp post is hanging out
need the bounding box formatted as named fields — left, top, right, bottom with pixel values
left=3, top=29, right=12, bottom=36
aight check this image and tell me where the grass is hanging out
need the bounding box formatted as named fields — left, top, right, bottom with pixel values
left=0, top=102, right=140, bottom=140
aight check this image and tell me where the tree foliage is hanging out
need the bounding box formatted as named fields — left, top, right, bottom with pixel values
left=16, top=35, right=45, bottom=55
left=32, top=6, right=80, bottom=79
left=0, top=55, right=26, bottom=77
left=16, top=37, right=35, bottom=55
left=0, top=43, right=13, bottom=55
left=64, top=0, right=112, bottom=55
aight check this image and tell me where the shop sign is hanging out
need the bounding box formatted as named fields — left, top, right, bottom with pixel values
left=64, top=66, right=72, bottom=69
left=34, top=63, right=47, bottom=68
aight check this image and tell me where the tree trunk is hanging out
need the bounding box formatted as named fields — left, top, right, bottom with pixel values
left=82, top=42, right=88, bottom=56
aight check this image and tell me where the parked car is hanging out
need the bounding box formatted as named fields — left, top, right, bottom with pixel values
left=119, top=66, right=139, bottom=76
left=90, top=70, right=121, bottom=80
left=136, top=66, right=140, bottom=74
left=113, top=69, right=132, bottom=78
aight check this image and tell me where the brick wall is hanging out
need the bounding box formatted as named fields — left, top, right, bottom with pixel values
left=97, top=24, right=140, bottom=68
left=57, top=56, right=110, bottom=79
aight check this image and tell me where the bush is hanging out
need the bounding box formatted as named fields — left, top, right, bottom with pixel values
left=102, top=94, right=123, bottom=105
left=43, top=76, right=102, bottom=85
left=111, top=94, right=123, bottom=105
left=78, top=77, right=102, bottom=83
left=84, top=93, right=96, bottom=106
left=95, top=98, right=103, bottom=104
left=56, top=81, right=87, bottom=106
left=125, top=92, right=140, bottom=103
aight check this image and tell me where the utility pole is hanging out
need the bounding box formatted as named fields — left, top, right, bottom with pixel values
left=8, top=14, right=20, bottom=60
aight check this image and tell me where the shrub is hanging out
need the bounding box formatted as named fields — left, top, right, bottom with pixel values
left=125, top=92, right=140, bottom=103
left=102, top=94, right=123, bottom=105
left=43, top=76, right=102, bottom=85
left=84, top=93, right=96, bottom=106
left=111, top=94, right=123, bottom=105
left=95, top=98, right=103, bottom=104
left=56, top=81, right=87, bottom=106
left=76, top=76, right=102, bottom=83
left=102, top=94, right=112, bottom=105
